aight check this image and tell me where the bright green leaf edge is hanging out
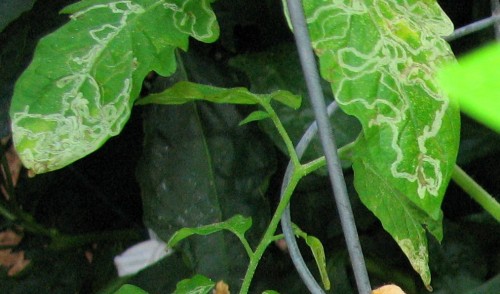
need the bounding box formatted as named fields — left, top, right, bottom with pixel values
left=438, top=42, right=500, bottom=133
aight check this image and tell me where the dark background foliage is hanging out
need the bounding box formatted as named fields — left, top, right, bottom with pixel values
left=0, top=0, right=499, bottom=293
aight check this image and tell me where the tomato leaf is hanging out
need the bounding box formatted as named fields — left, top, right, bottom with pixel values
left=137, top=101, right=275, bottom=288
left=239, top=110, right=271, bottom=126
left=137, top=81, right=301, bottom=109
left=292, top=224, right=330, bottom=291
left=167, top=215, right=252, bottom=248
left=302, top=0, right=460, bottom=286
left=173, top=275, right=215, bottom=294
left=10, top=0, right=219, bottom=174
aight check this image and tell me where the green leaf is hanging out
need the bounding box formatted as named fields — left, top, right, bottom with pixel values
left=137, top=81, right=301, bottom=109
left=353, top=134, right=443, bottom=288
left=304, top=0, right=459, bottom=218
left=173, top=275, right=215, bottom=294
left=167, top=215, right=252, bottom=248
left=262, top=291, right=280, bottom=294
left=0, top=0, right=35, bottom=32
left=10, top=0, right=220, bottom=174
left=438, top=42, right=500, bottom=133
left=292, top=225, right=330, bottom=291
left=239, top=110, right=271, bottom=126
left=114, top=284, right=149, bottom=294
left=137, top=102, right=274, bottom=289
left=0, top=0, right=74, bottom=138
left=302, top=0, right=461, bottom=286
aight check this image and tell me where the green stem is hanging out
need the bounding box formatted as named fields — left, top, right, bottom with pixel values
left=303, top=156, right=325, bottom=175
left=239, top=167, right=304, bottom=294
left=452, top=164, right=500, bottom=221
left=270, top=234, right=284, bottom=242
left=261, top=102, right=301, bottom=168
left=237, top=234, right=254, bottom=259
left=300, top=140, right=357, bottom=175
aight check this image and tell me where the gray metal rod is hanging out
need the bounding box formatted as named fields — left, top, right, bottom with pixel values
left=492, top=0, right=500, bottom=40
left=445, top=14, right=500, bottom=41
left=285, top=1, right=372, bottom=293
left=281, top=102, right=339, bottom=294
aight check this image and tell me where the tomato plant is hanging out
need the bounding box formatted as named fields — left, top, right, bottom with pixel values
left=1, top=0, right=499, bottom=293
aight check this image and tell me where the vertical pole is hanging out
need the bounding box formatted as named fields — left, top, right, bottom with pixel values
left=285, top=1, right=372, bottom=293
left=491, top=0, right=500, bottom=40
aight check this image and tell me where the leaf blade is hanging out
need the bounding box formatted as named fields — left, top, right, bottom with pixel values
left=303, top=0, right=460, bottom=286
left=10, top=0, right=220, bottom=174
left=167, top=215, right=252, bottom=248
left=292, top=225, right=330, bottom=291
left=136, top=81, right=301, bottom=108
left=239, top=110, right=271, bottom=126
left=173, top=275, right=215, bottom=294
left=303, top=0, right=459, bottom=216
left=353, top=135, right=443, bottom=288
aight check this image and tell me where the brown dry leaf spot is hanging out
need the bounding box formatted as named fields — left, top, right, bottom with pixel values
left=372, top=284, right=406, bottom=294
left=0, top=229, right=30, bottom=276
left=1, top=136, right=23, bottom=199
left=213, top=280, right=230, bottom=294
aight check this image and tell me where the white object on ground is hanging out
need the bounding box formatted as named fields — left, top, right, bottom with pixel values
left=114, top=229, right=173, bottom=277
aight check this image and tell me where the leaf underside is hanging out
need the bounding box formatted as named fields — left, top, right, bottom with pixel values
left=9, top=0, right=219, bottom=174
left=303, top=0, right=460, bottom=286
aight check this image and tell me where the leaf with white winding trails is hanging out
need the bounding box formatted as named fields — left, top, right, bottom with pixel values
left=301, top=0, right=460, bottom=287
left=9, top=0, right=219, bottom=174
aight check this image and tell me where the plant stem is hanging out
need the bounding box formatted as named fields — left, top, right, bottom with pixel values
left=237, top=234, right=254, bottom=259
left=239, top=167, right=303, bottom=294
left=261, top=102, right=301, bottom=168
left=452, top=164, right=500, bottom=221
left=303, top=156, right=325, bottom=174
left=301, top=140, right=357, bottom=175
